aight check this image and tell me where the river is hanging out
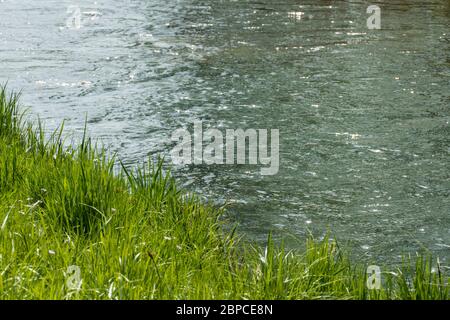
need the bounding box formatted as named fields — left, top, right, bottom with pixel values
left=1, top=0, right=449, bottom=264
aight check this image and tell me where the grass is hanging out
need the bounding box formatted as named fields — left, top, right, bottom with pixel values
left=0, top=85, right=448, bottom=299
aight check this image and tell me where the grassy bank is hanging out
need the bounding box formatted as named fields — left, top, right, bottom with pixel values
left=0, top=86, right=448, bottom=299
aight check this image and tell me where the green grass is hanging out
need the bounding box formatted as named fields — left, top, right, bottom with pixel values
left=0, top=86, right=448, bottom=299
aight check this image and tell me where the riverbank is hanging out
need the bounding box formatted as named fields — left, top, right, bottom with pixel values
left=0, top=86, right=448, bottom=299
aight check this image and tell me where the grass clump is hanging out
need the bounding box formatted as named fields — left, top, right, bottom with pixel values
left=0, top=86, right=448, bottom=299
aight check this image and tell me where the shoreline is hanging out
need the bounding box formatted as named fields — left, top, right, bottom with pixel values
left=0, top=86, right=448, bottom=299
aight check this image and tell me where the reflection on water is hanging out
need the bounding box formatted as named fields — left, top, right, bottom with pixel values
left=0, top=0, right=449, bottom=264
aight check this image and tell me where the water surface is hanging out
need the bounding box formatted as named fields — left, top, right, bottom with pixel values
left=1, top=0, right=449, bottom=264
